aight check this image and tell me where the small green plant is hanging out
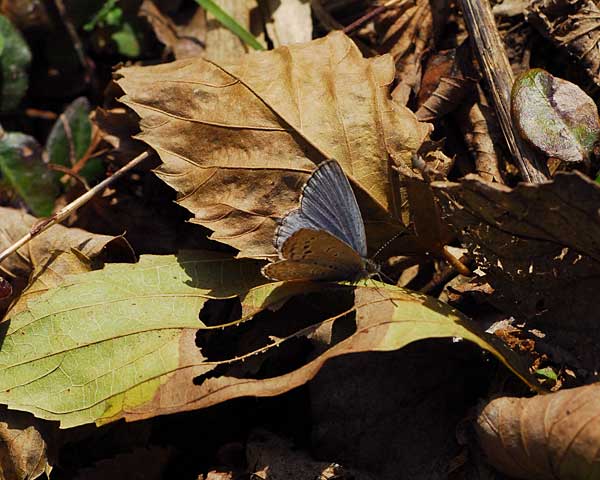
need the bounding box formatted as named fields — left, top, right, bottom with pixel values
left=194, top=0, right=264, bottom=50
left=84, top=0, right=140, bottom=57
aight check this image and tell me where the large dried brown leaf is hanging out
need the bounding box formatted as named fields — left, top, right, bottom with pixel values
left=432, top=173, right=600, bottom=372
left=476, top=384, right=600, bottom=479
left=116, top=32, right=429, bottom=258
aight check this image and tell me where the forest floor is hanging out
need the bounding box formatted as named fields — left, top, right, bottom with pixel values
left=0, top=1, right=599, bottom=479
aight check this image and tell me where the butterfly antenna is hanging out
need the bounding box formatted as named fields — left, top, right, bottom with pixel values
left=372, top=230, right=405, bottom=260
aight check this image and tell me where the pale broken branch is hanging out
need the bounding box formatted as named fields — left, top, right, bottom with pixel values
left=0, top=150, right=150, bottom=265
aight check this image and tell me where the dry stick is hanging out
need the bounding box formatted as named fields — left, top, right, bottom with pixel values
left=459, top=0, right=549, bottom=183
left=0, top=151, right=150, bottom=265
left=343, top=0, right=408, bottom=34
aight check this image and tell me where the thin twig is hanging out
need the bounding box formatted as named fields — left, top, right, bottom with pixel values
left=54, top=0, right=94, bottom=85
left=343, top=0, right=408, bottom=34
left=459, top=0, right=549, bottom=183
left=72, top=125, right=104, bottom=174
left=25, top=108, right=58, bottom=120
left=0, top=151, right=150, bottom=265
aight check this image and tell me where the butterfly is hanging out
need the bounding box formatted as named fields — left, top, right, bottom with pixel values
left=262, top=159, right=378, bottom=282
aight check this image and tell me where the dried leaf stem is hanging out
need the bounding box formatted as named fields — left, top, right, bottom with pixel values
left=459, top=0, right=550, bottom=183
left=0, top=150, right=150, bottom=265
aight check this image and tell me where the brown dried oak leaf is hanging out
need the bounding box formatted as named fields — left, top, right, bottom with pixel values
left=116, top=31, right=429, bottom=258
left=476, top=384, right=600, bottom=480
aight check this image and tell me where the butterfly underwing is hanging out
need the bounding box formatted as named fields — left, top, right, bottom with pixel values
left=262, top=159, right=378, bottom=282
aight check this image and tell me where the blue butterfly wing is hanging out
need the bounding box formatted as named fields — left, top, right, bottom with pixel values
left=274, top=160, right=367, bottom=257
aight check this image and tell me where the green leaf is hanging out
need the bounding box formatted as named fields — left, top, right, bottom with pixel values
left=111, top=21, right=140, bottom=58
left=83, top=0, right=119, bottom=31
left=0, top=255, right=538, bottom=428
left=105, top=6, right=123, bottom=26
left=511, top=68, right=600, bottom=163
left=0, top=132, right=58, bottom=216
left=0, top=15, right=32, bottom=112
left=46, top=97, right=91, bottom=167
left=194, top=0, right=265, bottom=51
left=0, top=252, right=266, bottom=428
left=46, top=96, right=104, bottom=183
left=535, top=367, right=558, bottom=382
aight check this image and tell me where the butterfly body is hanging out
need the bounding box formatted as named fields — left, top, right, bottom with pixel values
left=262, top=160, right=378, bottom=282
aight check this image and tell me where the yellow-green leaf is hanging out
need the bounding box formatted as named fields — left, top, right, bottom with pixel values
left=0, top=252, right=265, bottom=428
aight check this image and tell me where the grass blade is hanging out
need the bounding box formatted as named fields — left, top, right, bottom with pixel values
left=195, top=0, right=265, bottom=51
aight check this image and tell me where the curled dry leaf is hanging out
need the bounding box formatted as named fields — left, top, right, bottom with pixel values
left=394, top=165, right=455, bottom=258
left=455, top=97, right=505, bottom=183
left=379, top=0, right=450, bottom=105
left=476, top=384, right=600, bottom=480
left=116, top=31, right=429, bottom=258
left=0, top=408, right=53, bottom=480
left=512, top=69, right=600, bottom=164
left=526, top=0, right=600, bottom=88
left=0, top=250, right=536, bottom=428
left=139, top=0, right=206, bottom=59
left=432, top=173, right=600, bottom=371
left=415, top=45, right=478, bottom=122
